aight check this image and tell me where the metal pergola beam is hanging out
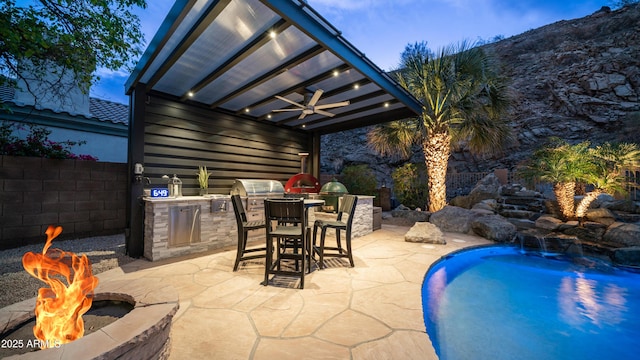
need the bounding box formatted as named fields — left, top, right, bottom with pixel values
left=252, top=63, right=351, bottom=120
left=183, top=18, right=291, bottom=100
left=145, top=0, right=233, bottom=91
left=125, top=0, right=196, bottom=93
left=314, top=107, right=416, bottom=134
left=297, top=99, right=404, bottom=130
left=260, top=0, right=422, bottom=115
left=210, top=45, right=326, bottom=109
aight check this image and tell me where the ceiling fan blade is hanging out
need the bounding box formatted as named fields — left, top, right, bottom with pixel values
left=307, top=89, right=324, bottom=106
left=315, top=109, right=335, bottom=117
left=272, top=108, right=303, bottom=112
left=275, top=95, right=305, bottom=109
left=314, top=101, right=350, bottom=110
left=298, top=112, right=308, bottom=120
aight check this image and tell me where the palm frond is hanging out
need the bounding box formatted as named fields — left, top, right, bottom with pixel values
left=366, top=120, right=419, bottom=160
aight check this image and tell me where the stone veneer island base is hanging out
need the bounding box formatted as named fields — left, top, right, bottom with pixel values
left=143, top=195, right=374, bottom=262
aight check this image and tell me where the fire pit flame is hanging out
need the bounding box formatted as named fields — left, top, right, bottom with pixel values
left=21, top=225, right=99, bottom=348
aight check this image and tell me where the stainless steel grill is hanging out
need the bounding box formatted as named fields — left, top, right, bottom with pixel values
left=230, top=179, right=285, bottom=215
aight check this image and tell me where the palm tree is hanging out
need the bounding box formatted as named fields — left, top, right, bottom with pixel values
left=368, top=41, right=511, bottom=212
left=574, top=142, right=640, bottom=218
left=521, top=139, right=640, bottom=221
left=519, top=138, right=593, bottom=220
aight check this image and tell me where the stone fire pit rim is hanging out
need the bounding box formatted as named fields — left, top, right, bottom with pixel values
left=0, top=279, right=179, bottom=360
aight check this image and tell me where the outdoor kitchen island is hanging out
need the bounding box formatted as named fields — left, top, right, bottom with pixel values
left=142, top=194, right=375, bottom=262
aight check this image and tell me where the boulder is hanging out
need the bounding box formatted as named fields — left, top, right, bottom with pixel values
left=500, top=184, right=524, bottom=196
left=616, top=213, right=640, bottom=223
left=584, top=208, right=616, bottom=226
left=465, top=174, right=502, bottom=208
left=602, top=200, right=640, bottom=213
left=391, top=209, right=430, bottom=222
left=499, top=209, right=538, bottom=220
left=507, top=218, right=537, bottom=230
left=472, top=199, right=497, bottom=212
left=590, top=193, right=615, bottom=208
left=404, top=222, right=445, bottom=244
left=535, top=215, right=564, bottom=230
left=514, top=189, right=540, bottom=198
left=558, top=220, right=579, bottom=231
left=603, top=222, right=640, bottom=247
left=449, top=195, right=470, bottom=208
left=471, top=208, right=495, bottom=216
left=429, top=206, right=478, bottom=234
left=563, top=222, right=606, bottom=242
left=612, top=247, right=640, bottom=267
left=471, top=215, right=517, bottom=243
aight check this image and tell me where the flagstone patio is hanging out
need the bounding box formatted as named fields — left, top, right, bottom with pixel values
left=97, top=224, right=491, bottom=359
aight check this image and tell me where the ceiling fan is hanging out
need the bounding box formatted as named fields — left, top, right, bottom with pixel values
left=273, top=89, right=349, bottom=119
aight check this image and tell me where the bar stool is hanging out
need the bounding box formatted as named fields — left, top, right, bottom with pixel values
left=231, top=194, right=266, bottom=271
left=263, top=198, right=309, bottom=289
left=312, top=195, right=358, bottom=269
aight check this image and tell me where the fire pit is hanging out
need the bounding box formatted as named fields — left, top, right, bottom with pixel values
left=1, top=225, right=178, bottom=359
left=0, top=279, right=179, bottom=360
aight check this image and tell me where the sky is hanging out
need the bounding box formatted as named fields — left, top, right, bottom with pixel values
left=89, top=0, right=608, bottom=105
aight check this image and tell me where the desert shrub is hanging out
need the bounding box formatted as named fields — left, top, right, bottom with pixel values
left=392, top=163, right=429, bottom=209
left=340, top=164, right=378, bottom=196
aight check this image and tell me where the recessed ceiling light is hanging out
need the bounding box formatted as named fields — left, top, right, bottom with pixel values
left=269, top=31, right=277, bottom=39
left=267, top=114, right=272, bottom=119
left=302, top=124, right=306, bottom=128
left=188, top=91, right=194, bottom=97
left=354, top=84, right=359, bottom=89
left=245, top=108, right=250, bottom=113
left=333, top=70, right=339, bottom=77
left=384, top=102, right=389, bottom=108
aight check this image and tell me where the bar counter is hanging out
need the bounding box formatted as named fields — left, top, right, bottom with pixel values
left=142, top=195, right=374, bottom=262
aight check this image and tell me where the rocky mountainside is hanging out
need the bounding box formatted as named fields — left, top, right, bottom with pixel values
left=320, top=5, right=640, bottom=187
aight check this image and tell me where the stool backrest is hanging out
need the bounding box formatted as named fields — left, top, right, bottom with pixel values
left=231, top=194, right=248, bottom=224
left=264, top=198, right=305, bottom=225
left=337, top=195, right=358, bottom=224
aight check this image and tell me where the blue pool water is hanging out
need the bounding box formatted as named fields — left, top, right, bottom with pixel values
left=422, top=246, right=640, bottom=360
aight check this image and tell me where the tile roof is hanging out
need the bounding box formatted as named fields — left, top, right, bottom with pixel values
left=89, top=98, right=128, bottom=125
left=0, top=85, right=129, bottom=125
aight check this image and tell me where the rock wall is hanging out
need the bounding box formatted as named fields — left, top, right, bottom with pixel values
left=321, top=5, right=640, bottom=187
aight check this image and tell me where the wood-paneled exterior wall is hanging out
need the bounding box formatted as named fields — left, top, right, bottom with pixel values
left=141, top=96, right=313, bottom=195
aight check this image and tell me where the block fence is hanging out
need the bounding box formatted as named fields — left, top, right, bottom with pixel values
left=0, top=155, right=127, bottom=249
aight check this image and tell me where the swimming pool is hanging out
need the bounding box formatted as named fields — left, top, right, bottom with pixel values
left=422, top=245, right=640, bottom=360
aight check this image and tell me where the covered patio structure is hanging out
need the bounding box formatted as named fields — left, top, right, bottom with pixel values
left=124, top=0, right=421, bottom=257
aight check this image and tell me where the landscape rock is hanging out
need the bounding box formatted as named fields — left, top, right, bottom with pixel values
left=471, top=200, right=497, bottom=213
left=463, top=174, right=502, bottom=209
left=449, top=195, right=470, bottom=208
left=429, top=206, right=478, bottom=234
left=391, top=209, right=430, bottom=222
left=612, top=247, right=640, bottom=267
left=602, top=200, right=640, bottom=213
left=584, top=208, right=617, bottom=226
left=603, top=222, right=640, bottom=247
left=470, top=208, right=495, bottom=216
left=535, top=215, right=564, bottom=230
left=404, top=222, right=445, bottom=244
left=471, top=215, right=518, bottom=243
left=557, top=220, right=579, bottom=231
left=563, top=222, right=606, bottom=243
left=507, top=218, right=537, bottom=230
